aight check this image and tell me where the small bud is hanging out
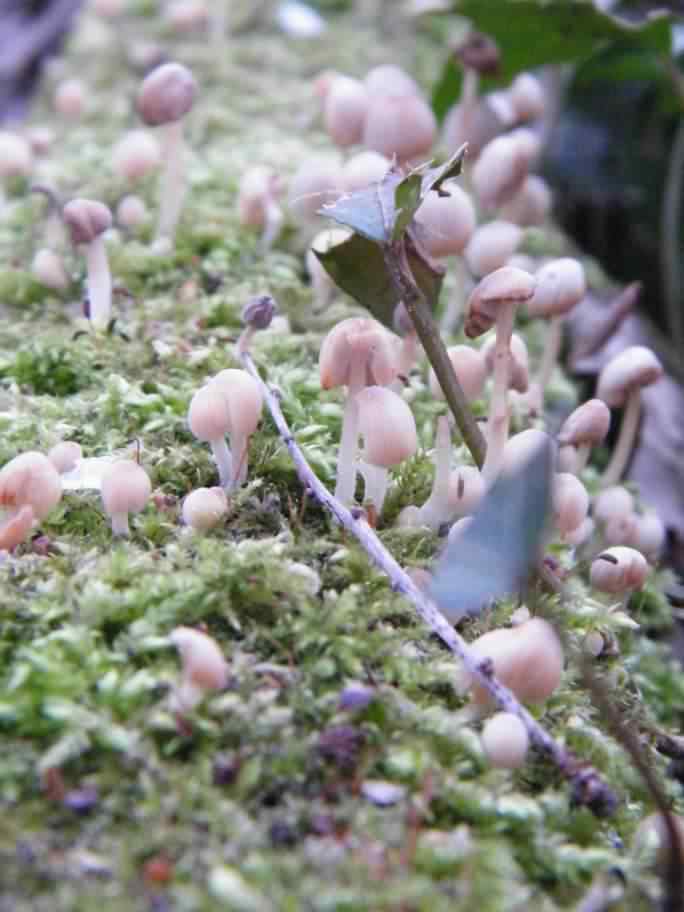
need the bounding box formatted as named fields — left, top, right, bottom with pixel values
left=242, top=295, right=276, bottom=330
left=481, top=712, right=529, bottom=769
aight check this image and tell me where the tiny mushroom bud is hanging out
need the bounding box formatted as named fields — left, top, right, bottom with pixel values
left=508, top=72, right=546, bottom=122
left=414, top=184, right=476, bottom=258
left=597, top=346, right=664, bottom=486
left=590, top=546, right=649, bottom=594
left=63, top=198, right=113, bottom=329
left=465, top=266, right=536, bottom=484
left=188, top=384, right=233, bottom=487
left=356, top=386, right=417, bottom=514
left=48, top=441, right=82, bottom=474
left=0, top=452, right=62, bottom=549
left=362, top=92, right=436, bottom=163
left=116, top=194, right=149, bottom=230
left=552, top=472, right=589, bottom=539
left=341, top=151, right=390, bottom=192
left=471, top=134, right=530, bottom=212
left=31, top=248, right=69, bottom=292
left=464, top=221, right=522, bottom=278
left=557, top=399, right=611, bottom=474
left=307, top=228, right=352, bottom=311
left=481, top=712, right=529, bottom=769
left=324, top=76, right=369, bottom=148
left=629, top=512, right=666, bottom=562
left=169, top=626, right=228, bottom=713
left=237, top=166, right=283, bottom=251
left=319, top=317, right=400, bottom=503
left=100, top=460, right=151, bottom=536
left=111, top=130, right=161, bottom=183
left=136, top=62, right=197, bottom=243
left=182, top=487, right=228, bottom=531
left=466, top=618, right=563, bottom=708
left=209, top=369, right=263, bottom=488
left=54, top=79, right=86, bottom=119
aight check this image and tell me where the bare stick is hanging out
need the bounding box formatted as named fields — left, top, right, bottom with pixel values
left=238, top=328, right=616, bottom=818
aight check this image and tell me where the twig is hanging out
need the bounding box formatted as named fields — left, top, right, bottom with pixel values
left=238, top=329, right=617, bottom=818
left=660, top=118, right=684, bottom=356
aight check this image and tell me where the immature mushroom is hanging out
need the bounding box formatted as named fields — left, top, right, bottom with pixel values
left=557, top=399, right=611, bottom=474
left=323, top=76, right=369, bottom=149
left=210, top=369, right=263, bottom=488
left=594, top=485, right=637, bottom=547
left=54, top=79, right=86, bottom=120
left=508, top=72, right=546, bottom=123
left=111, top=130, right=161, bottom=183
left=364, top=64, right=420, bottom=97
left=464, top=221, right=522, bottom=278
left=356, top=386, right=417, bottom=515
left=552, top=472, right=589, bottom=540
left=629, top=512, right=666, bottom=563
left=500, top=175, right=552, bottom=227
left=288, top=155, right=342, bottom=227
left=481, top=712, right=529, bottom=769
left=31, top=248, right=69, bottom=292
left=319, top=317, right=400, bottom=503
left=445, top=31, right=500, bottom=153
left=100, top=460, right=151, bottom=536
left=238, top=166, right=284, bottom=251
left=63, top=198, right=113, bottom=329
left=116, top=195, right=149, bottom=231
left=169, top=626, right=228, bottom=714
left=362, top=92, right=436, bottom=163
left=0, top=451, right=62, bottom=549
left=48, top=441, right=82, bottom=474
left=590, top=546, right=649, bottom=595
left=136, top=62, right=197, bottom=244
left=182, top=487, right=228, bottom=531
left=471, top=133, right=530, bottom=212
left=188, top=384, right=233, bottom=487
left=465, top=266, right=536, bottom=484
left=481, top=332, right=530, bottom=395
left=597, top=346, right=664, bottom=487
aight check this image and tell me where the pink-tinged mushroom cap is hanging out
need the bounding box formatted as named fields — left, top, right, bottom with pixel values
left=464, top=221, right=523, bottom=278
left=362, top=93, right=436, bottom=162
left=464, top=266, right=535, bottom=338
left=597, top=345, right=664, bottom=407
left=211, top=369, right=263, bottom=438
left=101, top=460, right=151, bottom=519
left=558, top=399, right=611, bottom=447
left=63, top=198, right=112, bottom=245
left=356, top=386, right=417, bottom=467
left=527, top=257, right=586, bottom=318
left=136, top=62, right=197, bottom=126
left=324, top=76, right=368, bottom=148
left=552, top=472, right=589, bottom=536
left=590, top=546, right=649, bottom=594
left=319, top=317, right=400, bottom=390
left=429, top=345, right=487, bottom=402
left=414, top=185, right=476, bottom=258
left=188, top=384, right=232, bottom=442
left=0, top=451, right=62, bottom=520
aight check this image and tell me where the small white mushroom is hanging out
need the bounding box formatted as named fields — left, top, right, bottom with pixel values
left=48, top=441, right=82, bottom=474
left=464, top=221, right=523, bottom=278
left=340, top=151, right=390, bottom=192
left=210, top=369, right=263, bottom=488
left=31, top=248, right=69, bottom=292
left=0, top=450, right=62, bottom=549
left=182, top=487, right=228, bottom=531
left=100, top=459, right=151, bottom=536
left=62, top=198, right=114, bottom=329
left=590, top=546, right=649, bottom=594
left=323, top=76, right=369, bottom=148
left=481, top=712, right=529, bottom=769
left=111, top=130, right=161, bottom=183
left=362, top=93, right=436, bottom=163
left=169, top=626, right=228, bottom=713
left=552, top=472, right=589, bottom=539
left=557, top=399, right=611, bottom=474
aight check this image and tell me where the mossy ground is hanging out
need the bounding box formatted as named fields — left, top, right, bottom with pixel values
left=0, top=4, right=682, bottom=910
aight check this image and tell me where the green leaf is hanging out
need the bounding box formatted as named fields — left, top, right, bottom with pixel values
left=420, top=144, right=468, bottom=197
left=392, top=173, right=423, bottom=241
left=431, top=0, right=673, bottom=120
left=319, top=166, right=406, bottom=243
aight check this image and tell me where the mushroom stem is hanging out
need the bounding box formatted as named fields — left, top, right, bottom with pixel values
left=601, top=391, right=641, bottom=487
left=110, top=511, right=130, bottom=536
left=574, top=442, right=591, bottom=475
left=481, top=302, right=516, bottom=485
left=460, top=69, right=479, bottom=139
left=259, top=198, right=284, bottom=253
left=86, top=235, right=112, bottom=328
left=529, top=313, right=563, bottom=413
left=210, top=438, right=233, bottom=489
left=358, top=460, right=388, bottom=513
left=228, top=430, right=248, bottom=488
left=156, top=119, right=186, bottom=242
left=334, top=354, right=365, bottom=504
left=417, top=415, right=452, bottom=529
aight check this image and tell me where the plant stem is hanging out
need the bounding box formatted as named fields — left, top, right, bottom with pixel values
left=385, top=242, right=486, bottom=468
left=661, top=117, right=684, bottom=355
left=239, top=342, right=616, bottom=818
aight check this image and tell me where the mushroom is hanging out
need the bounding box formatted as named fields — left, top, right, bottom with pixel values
left=136, top=62, right=197, bottom=244
left=169, top=626, right=228, bottom=714
left=557, top=399, right=611, bottom=474
left=481, top=332, right=530, bottom=395
left=508, top=73, right=546, bottom=123
left=188, top=384, right=233, bottom=487
left=356, top=386, right=417, bottom=515
left=597, top=346, right=664, bottom=487
left=111, top=130, right=161, bottom=184
left=31, top=248, right=69, bottom=292
left=465, top=266, right=536, bottom=484
left=481, top=712, right=529, bottom=769
left=100, top=459, right=151, bottom=536
left=471, top=133, right=530, bottom=212
left=428, top=345, right=487, bottom=403
left=48, top=441, right=82, bottom=474
left=62, top=198, right=114, bottom=329
left=552, top=472, right=589, bottom=540
left=341, top=151, right=390, bottom=192
left=237, top=166, right=284, bottom=251
left=288, top=155, right=342, bottom=228
left=0, top=452, right=62, bottom=549
left=628, top=512, right=666, bottom=563
left=210, top=369, right=263, bottom=488
left=590, top=546, right=649, bottom=595
left=593, top=485, right=637, bottom=547
left=323, top=76, right=369, bottom=149
left=116, top=195, right=149, bottom=231
left=500, top=175, right=552, bottom=227
left=444, top=31, right=500, bottom=154
left=362, top=92, right=436, bottom=163
left=54, top=79, right=86, bottom=120
left=182, top=487, right=228, bottom=531
left=364, top=64, right=420, bottom=98
left=464, top=221, right=523, bottom=278
left=319, top=317, right=400, bottom=503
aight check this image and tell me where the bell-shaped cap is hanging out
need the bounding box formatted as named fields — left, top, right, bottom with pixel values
left=319, top=317, right=399, bottom=390
left=429, top=344, right=487, bottom=402
left=465, top=265, right=535, bottom=338
left=597, top=346, right=663, bottom=407
left=527, top=257, right=586, bottom=318
left=558, top=399, right=610, bottom=447
left=356, top=386, right=417, bottom=468
left=136, top=62, right=197, bottom=126
left=63, top=198, right=112, bottom=245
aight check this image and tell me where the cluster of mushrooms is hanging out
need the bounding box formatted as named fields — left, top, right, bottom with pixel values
left=0, top=6, right=673, bottom=797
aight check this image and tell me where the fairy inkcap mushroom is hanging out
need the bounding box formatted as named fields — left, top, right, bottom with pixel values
left=444, top=31, right=500, bottom=153
left=0, top=451, right=62, bottom=549
left=182, top=487, right=228, bottom=531
left=136, top=61, right=197, bottom=243
left=111, top=130, right=161, bottom=183
left=324, top=76, right=369, bottom=148
left=597, top=346, right=664, bottom=486
left=500, top=175, right=552, bottom=227
left=414, top=185, right=476, bottom=259
left=356, top=386, right=417, bottom=515
left=319, top=317, right=400, bottom=503
left=209, top=369, right=263, bottom=488
left=629, top=512, right=666, bottom=562
left=471, top=134, right=530, bottom=212
left=552, top=472, right=589, bottom=540
left=288, top=155, right=342, bottom=226
left=593, top=485, right=637, bottom=547
left=188, top=384, right=233, bottom=488
left=464, top=221, right=522, bottom=278
left=428, top=345, right=487, bottom=403
left=364, top=64, right=420, bottom=98
left=508, top=72, right=546, bottom=123
left=116, top=195, right=149, bottom=231
left=362, top=92, right=436, bottom=163
left=590, top=545, right=648, bottom=595
left=169, top=626, right=228, bottom=714
left=63, top=197, right=113, bottom=329
left=100, top=459, right=151, bottom=536
left=557, top=398, right=610, bottom=474
left=481, top=712, right=529, bottom=769
left=481, top=332, right=530, bottom=394
left=465, top=266, right=536, bottom=484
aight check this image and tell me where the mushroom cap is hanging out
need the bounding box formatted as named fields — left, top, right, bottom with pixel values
left=288, top=155, right=342, bottom=221
left=464, top=220, right=522, bottom=278
left=188, top=384, right=232, bottom=442
left=48, top=441, right=83, bottom=474
left=323, top=76, right=369, bottom=148
left=429, top=345, right=487, bottom=402
left=364, top=64, right=420, bottom=97
left=481, top=712, right=529, bottom=769
left=464, top=266, right=535, bottom=338
left=63, top=198, right=113, bottom=245
left=593, top=485, right=634, bottom=523
left=341, top=151, right=390, bottom=192
left=629, top=512, right=666, bottom=560
left=238, top=166, right=278, bottom=227
left=136, top=62, right=197, bottom=126
left=111, top=129, right=161, bottom=181
left=169, top=625, right=228, bottom=691
left=0, top=505, right=35, bottom=551
left=31, top=248, right=69, bottom=292
left=414, top=185, right=476, bottom=258
left=101, top=460, right=151, bottom=516
left=53, top=79, right=86, bottom=119
left=447, top=465, right=485, bottom=517
left=597, top=345, right=664, bottom=407
left=472, top=134, right=530, bottom=211
left=509, top=73, right=545, bottom=122
left=117, top=194, right=149, bottom=229
left=182, top=487, right=228, bottom=531
left=356, top=386, right=417, bottom=467
left=481, top=331, right=529, bottom=393
left=552, top=472, right=589, bottom=536
left=362, top=93, right=436, bottom=162
left=590, top=545, right=648, bottom=593
left=211, top=369, right=263, bottom=437
left=319, top=317, right=400, bottom=390
left=558, top=399, right=611, bottom=448
left=0, top=451, right=62, bottom=520
left=527, top=257, right=586, bottom=318
left=0, top=131, right=33, bottom=178
left=455, top=31, right=500, bottom=75
left=467, top=618, right=563, bottom=707
left=500, top=175, right=552, bottom=227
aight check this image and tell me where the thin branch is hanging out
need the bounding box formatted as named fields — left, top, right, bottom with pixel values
left=238, top=333, right=617, bottom=818
left=660, top=118, right=684, bottom=355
